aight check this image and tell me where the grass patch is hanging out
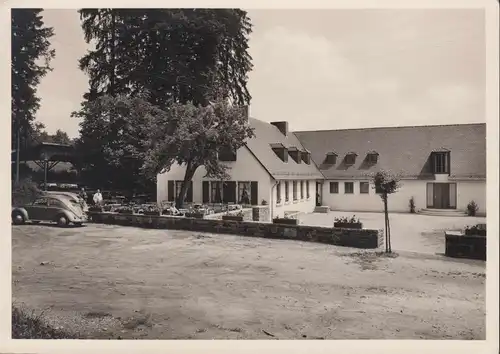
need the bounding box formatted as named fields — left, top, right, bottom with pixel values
left=12, top=305, right=77, bottom=339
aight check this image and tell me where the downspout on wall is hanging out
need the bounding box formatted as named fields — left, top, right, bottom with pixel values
left=270, top=178, right=279, bottom=219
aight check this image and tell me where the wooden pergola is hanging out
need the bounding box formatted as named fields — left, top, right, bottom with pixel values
left=12, top=142, right=77, bottom=189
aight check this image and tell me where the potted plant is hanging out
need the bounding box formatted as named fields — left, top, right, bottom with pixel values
left=464, top=224, right=486, bottom=237
left=143, top=205, right=161, bottom=216
left=273, top=214, right=298, bottom=225
left=467, top=200, right=479, bottom=216
left=117, top=206, right=134, bottom=214
left=334, top=215, right=363, bottom=229
left=409, top=196, right=416, bottom=214
left=222, top=210, right=244, bottom=222
left=185, top=207, right=205, bottom=219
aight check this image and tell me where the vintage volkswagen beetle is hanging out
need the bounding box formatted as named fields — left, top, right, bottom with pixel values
left=12, top=194, right=87, bottom=227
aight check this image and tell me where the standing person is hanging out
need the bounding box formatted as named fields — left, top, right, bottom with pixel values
left=78, top=187, right=89, bottom=210
left=93, top=189, right=103, bottom=206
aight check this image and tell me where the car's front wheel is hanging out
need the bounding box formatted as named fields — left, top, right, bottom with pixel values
left=56, top=214, right=69, bottom=227
left=12, top=211, right=25, bottom=225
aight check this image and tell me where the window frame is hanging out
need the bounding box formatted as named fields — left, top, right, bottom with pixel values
left=359, top=182, right=369, bottom=194
left=344, top=182, right=354, bottom=194
left=330, top=181, right=339, bottom=194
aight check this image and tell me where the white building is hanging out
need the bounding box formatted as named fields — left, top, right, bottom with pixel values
left=157, top=118, right=324, bottom=219
left=158, top=119, right=486, bottom=217
left=295, top=123, right=487, bottom=216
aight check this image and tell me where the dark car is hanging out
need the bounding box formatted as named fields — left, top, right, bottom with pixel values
left=11, top=194, right=87, bottom=227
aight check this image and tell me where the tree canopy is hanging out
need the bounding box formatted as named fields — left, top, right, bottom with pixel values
left=11, top=9, right=55, bottom=149
left=73, top=9, right=254, bottom=193
left=77, top=94, right=254, bottom=207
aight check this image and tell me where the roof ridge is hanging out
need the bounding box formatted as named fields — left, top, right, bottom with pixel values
left=294, top=122, right=486, bottom=133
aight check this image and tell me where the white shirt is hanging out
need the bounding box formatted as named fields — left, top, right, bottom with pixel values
left=93, top=192, right=103, bottom=204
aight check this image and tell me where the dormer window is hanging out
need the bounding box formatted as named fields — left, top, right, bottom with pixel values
left=218, top=145, right=237, bottom=161
left=344, top=152, right=357, bottom=165
left=288, top=147, right=301, bottom=164
left=301, top=150, right=311, bottom=165
left=271, top=143, right=288, bottom=162
left=366, top=151, right=379, bottom=164
left=324, top=151, right=337, bottom=165
left=431, top=149, right=450, bottom=174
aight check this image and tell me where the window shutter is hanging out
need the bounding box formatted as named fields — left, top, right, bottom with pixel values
left=426, top=183, right=434, bottom=208
left=250, top=181, right=258, bottom=205
left=449, top=183, right=457, bottom=208
left=202, top=181, right=209, bottom=203
left=223, top=181, right=237, bottom=203
left=185, top=181, right=193, bottom=202
left=167, top=181, right=174, bottom=202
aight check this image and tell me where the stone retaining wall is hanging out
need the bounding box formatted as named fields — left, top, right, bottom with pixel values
left=204, top=208, right=253, bottom=221
left=445, top=232, right=486, bottom=261
left=88, top=212, right=383, bottom=249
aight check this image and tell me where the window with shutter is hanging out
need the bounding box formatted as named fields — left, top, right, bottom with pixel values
left=223, top=181, right=237, bottom=203
left=202, top=181, right=210, bottom=203
left=167, top=181, right=175, bottom=202
left=330, top=182, right=339, bottom=194
left=250, top=181, right=258, bottom=205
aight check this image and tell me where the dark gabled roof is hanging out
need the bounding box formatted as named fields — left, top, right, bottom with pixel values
left=245, top=118, right=324, bottom=179
left=294, top=123, right=486, bottom=180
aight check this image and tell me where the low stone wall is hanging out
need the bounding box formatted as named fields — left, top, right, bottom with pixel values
left=88, top=212, right=383, bottom=249
left=445, top=231, right=486, bottom=261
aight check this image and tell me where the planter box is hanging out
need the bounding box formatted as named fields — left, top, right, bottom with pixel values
left=88, top=207, right=103, bottom=213
left=273, top=218, right=298, bottom=225
left=334, top=222, right=363, bottom=229
left=118, top=210, right=134, bottom=215
left=445, top=232, right=486, bottom=261
left=185, top=212, right=205, bottom=219
left=465, top=229, right=486, bottom=237
left=222, top=215, right=243, bottom=222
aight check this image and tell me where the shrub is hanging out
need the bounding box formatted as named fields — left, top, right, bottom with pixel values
left=12, top=178, right=42, bottom=206
left=334, top=215, right=360, bottom=224
left=261, top=199, right=268, bottom=205
left=409, top=196, right=416, bottom=213
left=12, top=305, right=77, bottom=339
left=467, top=200, right=479, bottom=216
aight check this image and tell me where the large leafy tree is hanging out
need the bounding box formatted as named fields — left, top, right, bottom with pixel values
left=11, top=9, right=55, bottom=150
left=73, top=9, right=253, bottom=194
left=79, top=94, right=254, bottom=208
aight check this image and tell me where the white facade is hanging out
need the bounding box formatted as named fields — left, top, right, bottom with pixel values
left=321, top=178, right=486, bottom=215
left=157, top=146, right=318, bottom=218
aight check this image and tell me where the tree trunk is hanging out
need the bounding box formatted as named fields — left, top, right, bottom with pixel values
left=386, top=197, right=392, bottom=253
left=175, top=161, right=197, bottom=209
left=383, top=194, right=389, bottom=253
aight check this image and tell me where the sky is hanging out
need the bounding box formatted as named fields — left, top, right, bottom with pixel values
left=35, top=8, right=485, bottom=138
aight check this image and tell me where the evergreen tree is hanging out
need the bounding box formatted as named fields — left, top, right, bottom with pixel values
left=11, top=9, right=55, bottom=149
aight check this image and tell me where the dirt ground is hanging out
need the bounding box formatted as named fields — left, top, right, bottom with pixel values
left=12, top=223, right=485, bottom=340
left=300, top=212, right=486, bottom=255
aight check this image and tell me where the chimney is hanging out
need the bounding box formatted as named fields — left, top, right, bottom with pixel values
left=270, top=121, right=288, bottom=136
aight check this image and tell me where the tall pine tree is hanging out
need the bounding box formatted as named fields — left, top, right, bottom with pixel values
left=11, top=9, right=55, bottom=150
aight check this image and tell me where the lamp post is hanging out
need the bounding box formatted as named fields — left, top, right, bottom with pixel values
left=42, top=152, right=48, bottom=191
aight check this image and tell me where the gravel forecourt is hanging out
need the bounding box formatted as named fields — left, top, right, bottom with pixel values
left=12, top=223, right=485, bottom=340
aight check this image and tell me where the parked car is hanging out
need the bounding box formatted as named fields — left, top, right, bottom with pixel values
left=42, top=191, right=89, bottom=212
left=11, top=194, right=87, bottom=227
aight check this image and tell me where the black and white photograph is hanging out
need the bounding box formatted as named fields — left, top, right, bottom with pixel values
left=3, top=0, right=499, bottom=352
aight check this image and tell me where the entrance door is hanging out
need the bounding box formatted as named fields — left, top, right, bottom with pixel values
left=427, top=183, right=457, bottom=209
left=315, top=182, right=321, bottom=206
left=433, top=183, right=450, bottom=209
